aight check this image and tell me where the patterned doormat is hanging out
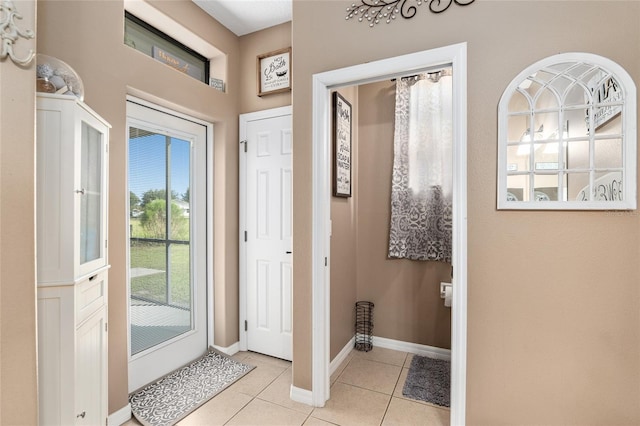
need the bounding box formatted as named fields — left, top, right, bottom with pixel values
left=402, top=355, right=450, bottom=407
left=130, top=348, right=254, bottom=426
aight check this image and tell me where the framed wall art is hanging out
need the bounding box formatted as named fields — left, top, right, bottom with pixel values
left=257, top=47, right=291, bottom=96
left=333, top=92, right=352, bottom=197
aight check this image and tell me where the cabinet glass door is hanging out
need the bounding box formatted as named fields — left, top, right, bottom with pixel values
left=80, top=121, right=104, bottom=266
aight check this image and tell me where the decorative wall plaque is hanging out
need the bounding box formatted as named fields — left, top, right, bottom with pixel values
left=346, top=0, right=475, bottom=27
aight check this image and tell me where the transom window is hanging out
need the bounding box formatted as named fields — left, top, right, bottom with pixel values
left=498, top=53, right=637, bottom=210
left=124, top=11, right=210, bottom=84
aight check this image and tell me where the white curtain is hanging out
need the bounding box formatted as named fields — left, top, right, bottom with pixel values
left=388, top=72, right=453, bottom=262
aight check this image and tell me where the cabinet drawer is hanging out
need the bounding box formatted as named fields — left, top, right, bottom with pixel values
left=76, top=271, right=107, bottom=325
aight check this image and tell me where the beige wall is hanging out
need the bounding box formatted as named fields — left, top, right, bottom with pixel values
left=356, top=80, right=451, bottom=349
left=0, top=1, right=38, bottom=423
left=232, top=21, right=292, bottom=351
left=330, top=81, right=452, bottom=359
left=239, top=22, right=292, bottom=114
left=330, top=87, right=358, bottom=359
left=38, top=0, right=241, bottom=413
left=292, top=1, right=640, bottom=424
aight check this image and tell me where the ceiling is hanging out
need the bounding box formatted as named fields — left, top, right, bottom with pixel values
left=193, top=0, right=292, bottom=37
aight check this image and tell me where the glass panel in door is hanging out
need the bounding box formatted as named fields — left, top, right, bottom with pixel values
left=80, top=121, right=103, bottom=265
left=128, top=129, right=192, bottom=355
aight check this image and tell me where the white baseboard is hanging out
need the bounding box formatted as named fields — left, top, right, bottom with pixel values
left=373, top=336, right=451, bottom=361
left=290, top=384, right=314, bottom=406
left=330, top=336, right=355, bottom=375
left=108, top=403, right=131, bottom=426
left=212, top=341, right=240, bottom=356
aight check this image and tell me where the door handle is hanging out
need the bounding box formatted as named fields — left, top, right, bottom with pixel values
left=286, top=251, right=292, bottom=254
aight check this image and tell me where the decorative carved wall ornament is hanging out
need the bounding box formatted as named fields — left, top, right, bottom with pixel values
left=0, top=0, right=35, bottom=66
left=346, top=0, right=475, bottom=27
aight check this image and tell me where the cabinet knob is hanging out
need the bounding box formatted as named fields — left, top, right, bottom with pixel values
left=76, top=411, right=86, bottom=419
left=75, top=188, right=86, bottom=195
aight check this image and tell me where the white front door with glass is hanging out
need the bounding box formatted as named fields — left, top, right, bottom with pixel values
left=127, top=100, right=210, bottom=391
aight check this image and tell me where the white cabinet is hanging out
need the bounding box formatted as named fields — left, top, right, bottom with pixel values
left=37, top=93, right=109, bottom=283
left=75, top=304, right=108, bottom=426
left=37, top=276, right=108, bottom=426
left=36, top=94, right=110, bottom=426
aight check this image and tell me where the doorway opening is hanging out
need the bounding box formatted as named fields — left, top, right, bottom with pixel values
left=309, top=43, right=468, bottom=424
left=126, top=97, right=214, bottom=392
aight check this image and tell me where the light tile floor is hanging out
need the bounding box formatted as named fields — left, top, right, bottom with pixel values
left=124, top=347, right=449, bottom=426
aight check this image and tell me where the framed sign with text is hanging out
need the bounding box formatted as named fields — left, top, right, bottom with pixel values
left=333, top=92, right=352, bottom=197
left=257, top=47, right=292, bottom=97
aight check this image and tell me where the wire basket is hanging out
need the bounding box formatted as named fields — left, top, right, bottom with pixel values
left=355, top=301, right=374, bottom=352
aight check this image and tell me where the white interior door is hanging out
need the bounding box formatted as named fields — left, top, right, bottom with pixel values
left=240, top=107, right=293, bottom=361
left=126, top=99, right=211, bottom=391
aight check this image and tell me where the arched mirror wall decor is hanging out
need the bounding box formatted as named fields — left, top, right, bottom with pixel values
left=498, top=52, right=637, bottom=210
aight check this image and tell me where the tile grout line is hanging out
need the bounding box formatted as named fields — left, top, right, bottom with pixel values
left=333, top=378, right=398, bottom=398
left=240, top=357, right=326, bottom=424
left=379, top=352, right=408, bottom=425
left=351, top=351, right=410, bottom=368
left=221, top=394, right=254, bottom=426
left=223, top=354, right=293, bottom=425
left=334, top=353, right=406, bottom=399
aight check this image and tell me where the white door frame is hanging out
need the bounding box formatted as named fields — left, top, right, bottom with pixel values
left=239, top=105, right=293, bottom=352
left=125, top=95, right=215, bottom=389
left=310, top=43, right=468, bottom=424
